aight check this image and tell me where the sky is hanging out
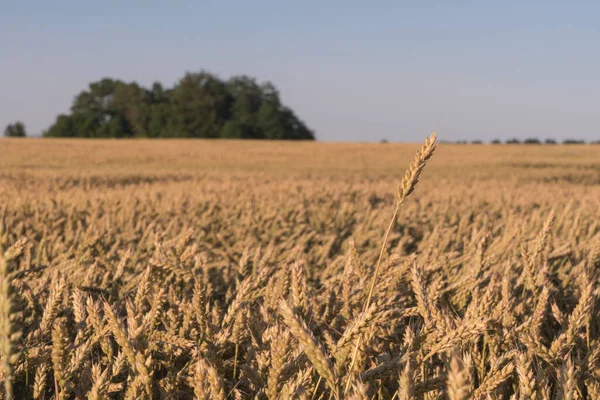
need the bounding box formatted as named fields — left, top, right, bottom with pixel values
left=1, top=1, right=600, bottom=142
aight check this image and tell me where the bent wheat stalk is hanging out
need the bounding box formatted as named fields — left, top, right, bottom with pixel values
left=279, top=300, right=339, bottom=399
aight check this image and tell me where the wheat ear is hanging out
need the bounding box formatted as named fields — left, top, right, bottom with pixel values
left=279, top=300, right=339, bottom=399
left=0, top=244, right=23, bottom=400
left=447, top=351, right=471, bottom=400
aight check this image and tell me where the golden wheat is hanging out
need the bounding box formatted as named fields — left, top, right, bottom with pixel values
left=0, top=137, right=598, bottom=398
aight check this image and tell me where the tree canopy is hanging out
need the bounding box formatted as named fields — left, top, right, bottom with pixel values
left=4, top=122, right=27, bottom=137
left=43, top=72, right=315, bottom=140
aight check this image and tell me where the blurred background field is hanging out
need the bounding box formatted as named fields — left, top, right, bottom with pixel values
left=3, top=138, right=600, bottom=180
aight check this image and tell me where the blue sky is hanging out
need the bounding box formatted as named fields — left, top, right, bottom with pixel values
left=1, top=1, right=599, bottom=141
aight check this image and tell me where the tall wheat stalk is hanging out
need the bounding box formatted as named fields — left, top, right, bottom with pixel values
left=344, top=132, right=437, bottom=394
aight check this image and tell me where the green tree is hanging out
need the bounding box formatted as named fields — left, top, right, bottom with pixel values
left=226, top=76, right=263, bottom=138
left=257, top=101, right=285, bottom=139
left=43, top=115, right=74, bottom=137
left=110, top=81, right=150, bottom=137
left=524, top=138, right=541, bottom=144
left=278, top=107, right=314, bottom=140
left=147, top=103, right=172, bottom=138
left=44, top=70, right=316, bottom=140
left=146, top=82, right=174, bottom=137
left=221, top=120, right=255, bottom=139
left=169, top=71, right=232, bottom=138
left=4, top=122, right=26, bottom=137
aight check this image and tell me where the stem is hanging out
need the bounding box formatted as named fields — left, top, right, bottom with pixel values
left=233, top=343, right=239, bottom=380
left=344, top=204, right=400, bottom=395
left=54, top=377, right=60, bottom=400
left=363, top=205, right=400, bottom=312
left=311, top=376, right=323, bottom=400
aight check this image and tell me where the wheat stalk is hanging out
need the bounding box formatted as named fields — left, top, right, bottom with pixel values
left=344, top=132, right=437, bottom=394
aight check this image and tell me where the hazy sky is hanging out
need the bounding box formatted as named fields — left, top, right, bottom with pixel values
left=2, top=1, right=599, bottom=141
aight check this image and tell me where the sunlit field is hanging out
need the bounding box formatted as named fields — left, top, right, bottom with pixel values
left=1, top=137, right=600, bottom=399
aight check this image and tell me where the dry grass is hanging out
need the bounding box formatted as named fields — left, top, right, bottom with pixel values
left=0, top=137, right=599, bottom=399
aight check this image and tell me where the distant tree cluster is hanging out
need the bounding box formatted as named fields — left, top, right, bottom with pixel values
left=43, top=72, right=315, bottom=140
left=480, top=138, right=595, bottom=145
left=491, top=138, right=590, bottom=145
left=4, top=122, right=27, bottom=137
left=423, top=138, right=598, bottom=145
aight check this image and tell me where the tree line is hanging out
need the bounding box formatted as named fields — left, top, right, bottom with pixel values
left=440, top=138, right=599, bottom=145
left=3, top=70, right=600, bottom=143
left=7, top=119, right=599, bottom=144
left=5, top=71, right=316, bottom=140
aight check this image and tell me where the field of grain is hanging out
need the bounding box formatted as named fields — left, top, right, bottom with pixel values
left=1, top=137, right=600, bottom=399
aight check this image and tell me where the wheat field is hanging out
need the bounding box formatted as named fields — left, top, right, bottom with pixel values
left=1, top=137, right=600, bottom=399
